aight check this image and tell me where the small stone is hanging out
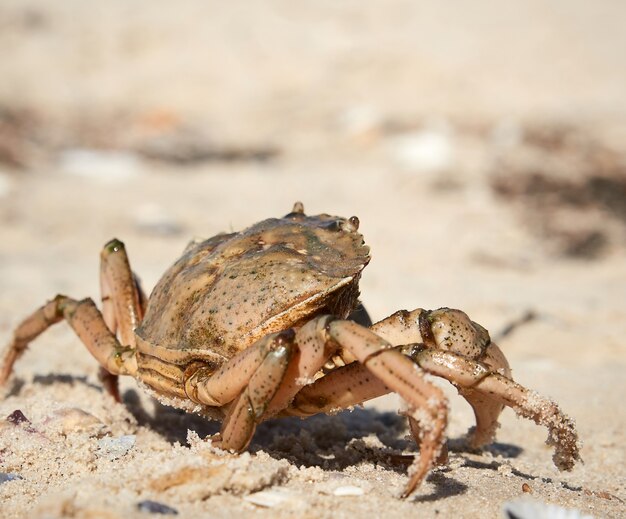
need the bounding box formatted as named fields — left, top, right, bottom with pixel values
left=137, top=500, right=178, bottom=515
left=97, top=434, right=136, bottom=460
left=6, top=409, right=30, bottom=425
left=503, top=498, right=594, bottom=519
left=333, top=485, right=365, bottom=497
left=0, top=473, right=23, bottom=484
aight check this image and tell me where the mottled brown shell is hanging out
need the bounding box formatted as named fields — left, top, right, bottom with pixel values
left=136, top=209, right=370, bottom=361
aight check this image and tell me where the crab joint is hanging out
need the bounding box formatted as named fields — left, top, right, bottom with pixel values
left=113, top=345, right=136, bottom=367
left=418, top=310, right=438, bottom=348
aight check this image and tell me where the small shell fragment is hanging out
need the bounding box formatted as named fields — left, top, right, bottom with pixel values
left=97, top=434, right=136, bottom=460
left=244, top=489, right=294, bottom=508
left=44, top=408, right=108, bottom=438
left=333, top=485, right=365, bottom=497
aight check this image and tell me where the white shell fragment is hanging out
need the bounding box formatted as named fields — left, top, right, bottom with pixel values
left=44, top=408, right=108, bottom=438
left=502, top=498, right=595, bottom=519
left=243, top=489, right=295, bottom=508
left=96, top=434, right=136, bottom=460
left=333, top=485, right=365, bottom=497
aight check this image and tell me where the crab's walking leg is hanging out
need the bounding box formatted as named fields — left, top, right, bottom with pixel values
left=267, top=317, right=447, bottom=498
left=285, top=358, right=450, bottom=468
left=409, top=348, right=580, bottom=470
left=184, top=330, right=296, bottom=451
left=99, top=239, right=146, bottom=400
left=286, top=357, right=391, bottom=416
left=0, top=295, right=137, bottom=387
left=325, top=320, right=448, bottom=497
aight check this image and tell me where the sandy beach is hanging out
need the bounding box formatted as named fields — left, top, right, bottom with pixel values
left=0, top=2, right=625, bottom=517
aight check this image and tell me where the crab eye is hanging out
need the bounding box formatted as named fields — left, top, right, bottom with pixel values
left=346, top=216, right=360, bottom=232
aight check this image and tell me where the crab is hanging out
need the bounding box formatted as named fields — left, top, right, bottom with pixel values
left=0, top=203, right=580, bottom=497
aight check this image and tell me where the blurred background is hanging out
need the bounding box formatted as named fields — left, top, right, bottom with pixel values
left=0, top=0, right=625, bottom=514
left=1, top=0, right=625, bottom=338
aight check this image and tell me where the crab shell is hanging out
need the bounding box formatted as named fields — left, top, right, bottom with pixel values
left=135, top=210, right=370, bottom=396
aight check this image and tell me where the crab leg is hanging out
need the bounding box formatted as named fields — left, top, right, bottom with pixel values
left=408, top=348, right=581, bottom=471
left=325, top=320, right=448, bottom=497
left=287, top=360, right=390, bottom=416
left=99, top=238, right=146, bottom=400
left=0, top=295, right=137, bottom=387
left=293, top=342, right=580, bottom=472
left=283, top=308, right=579, bottom=496
left=286, top=358, right=450, bottom=466
left=100, top=238, right=146, bottom=348
left=263, top=316, right=346, bottom=416
left=261, top=315, right=448, bottom=498
left=279, top=309, right=436, bottom=417
left=184, top=330, right=296, bottom=451
left=186, top=317, right=351, bottom=423
left=218, top=338, right=293, bottom=450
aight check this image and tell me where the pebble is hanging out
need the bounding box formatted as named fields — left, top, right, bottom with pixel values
left=6, top=409, right=30, bottom=425
left=503, top=498, right=594, bottom=519
left=136, top=500, right=178, bottom=515
left=96, top=434, right=136, bottom=460
left=0, top=473, right=23, bottom=484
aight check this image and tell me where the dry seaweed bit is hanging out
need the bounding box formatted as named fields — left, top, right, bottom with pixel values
left=0, top=473, right=23, bottom=484
left=137, top=500, right=179, bottom=515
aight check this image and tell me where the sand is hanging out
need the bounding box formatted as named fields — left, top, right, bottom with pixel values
left=0, top=2, right=625, bottom=518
